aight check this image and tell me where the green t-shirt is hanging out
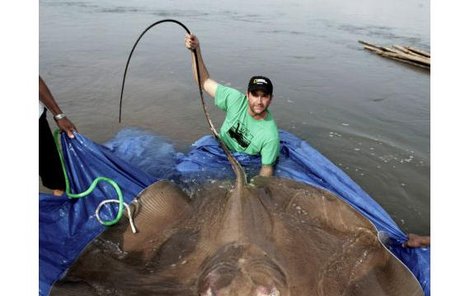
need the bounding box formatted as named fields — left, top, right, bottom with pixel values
left=215, top=85, right=280, bottom=165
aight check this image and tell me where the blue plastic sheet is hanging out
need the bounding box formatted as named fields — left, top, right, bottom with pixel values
left=39, top=128, right=430, bottom=295
left=39, top=132, right=156, bottom=295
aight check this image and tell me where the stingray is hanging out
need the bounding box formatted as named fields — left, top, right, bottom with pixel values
left=50, top=144, right=423, bottom=295
left=51, top=22, right=423, bottom=293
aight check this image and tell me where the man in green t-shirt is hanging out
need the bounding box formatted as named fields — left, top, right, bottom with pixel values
left=185, top=34, right=280, bottom=177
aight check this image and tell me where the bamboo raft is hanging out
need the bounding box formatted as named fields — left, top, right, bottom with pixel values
left=358, top=40, right=430, bottom=70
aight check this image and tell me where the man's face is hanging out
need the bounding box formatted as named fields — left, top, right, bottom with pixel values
left=247, top=90, right=272, bottom=117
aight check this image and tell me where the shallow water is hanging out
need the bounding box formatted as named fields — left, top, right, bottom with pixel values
left=39, top=0, right=430, bottom=234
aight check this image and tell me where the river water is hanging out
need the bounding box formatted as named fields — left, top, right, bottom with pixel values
left=39, top=0, right=430, bottom=234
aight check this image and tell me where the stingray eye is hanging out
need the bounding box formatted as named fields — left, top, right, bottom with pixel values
left=256, top=286, right=280, bottom=296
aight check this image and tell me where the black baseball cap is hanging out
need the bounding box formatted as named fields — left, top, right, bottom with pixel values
left=247, top=76, right=273, bottom=95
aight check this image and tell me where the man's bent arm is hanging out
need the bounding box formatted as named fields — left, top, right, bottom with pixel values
left=39, top=76, right=77, bottom=138
left=40, top=76, right=64, bottom=117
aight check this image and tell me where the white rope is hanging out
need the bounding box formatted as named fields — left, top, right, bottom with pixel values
left=95, top=200, right=137, bottom=234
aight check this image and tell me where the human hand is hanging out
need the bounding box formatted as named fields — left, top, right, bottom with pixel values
left=55, top=117, right=77, bottom=139
left=403, top=233, right=430, bottom=248
left=185, top=34, right=199, bottom=50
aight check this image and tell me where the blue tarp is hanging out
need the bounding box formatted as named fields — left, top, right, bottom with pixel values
left=39, top=131, right=157, bottom=295
left=39, top=127, right=430, bottom=295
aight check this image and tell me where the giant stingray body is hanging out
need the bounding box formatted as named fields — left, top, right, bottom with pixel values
left=51, top=174, right=423, bottom=295
left=51, top=35, right=423, bottom=293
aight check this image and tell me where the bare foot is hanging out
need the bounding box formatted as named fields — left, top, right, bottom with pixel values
left=404, top=233, right=430, bottom=248
left=52, top=189, right=64, bottom=196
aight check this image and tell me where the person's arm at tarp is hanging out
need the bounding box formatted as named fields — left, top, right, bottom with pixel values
left=39, top=76, right=77, bottom=138
left=404, top=233, right=430, bottom=248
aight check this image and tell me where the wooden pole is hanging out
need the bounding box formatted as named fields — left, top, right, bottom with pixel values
left=359, top=40, right=430, bottom=69
left=405, top=46, right=430, bottom=58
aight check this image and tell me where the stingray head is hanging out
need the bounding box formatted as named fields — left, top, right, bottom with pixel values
left=198, top=243, right=287, bottom=296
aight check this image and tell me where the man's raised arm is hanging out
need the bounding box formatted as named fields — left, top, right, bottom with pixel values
left=185, top=34, right=218, bottom=98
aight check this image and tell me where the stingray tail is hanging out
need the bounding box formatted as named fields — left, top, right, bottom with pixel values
left=190, top=41, right=247, bottom=189
left=216, top=137, right=247, bottom=190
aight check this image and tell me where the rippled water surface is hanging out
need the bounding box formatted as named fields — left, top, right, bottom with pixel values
left=40, top=0, right=430, bottom=234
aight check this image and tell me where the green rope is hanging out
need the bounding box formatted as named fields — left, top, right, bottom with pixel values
left=53, top=129, right=124, bottom=226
